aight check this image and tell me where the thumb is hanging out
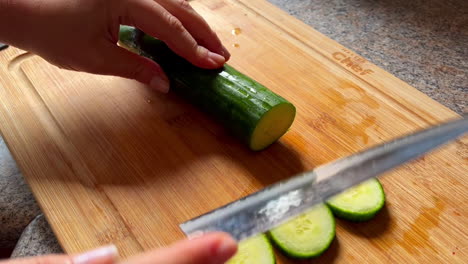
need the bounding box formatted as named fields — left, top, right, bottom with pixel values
left=123, top=232, right=237, bottom=264
left=96, top=43, right=170, bottom=93
left=3, top=246, right=118, bottom=264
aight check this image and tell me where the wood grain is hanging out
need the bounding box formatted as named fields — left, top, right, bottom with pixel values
left=0, top=0, right=466, bottom=262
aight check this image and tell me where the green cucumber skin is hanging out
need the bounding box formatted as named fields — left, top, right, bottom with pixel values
left=260, top=234, right=277, bottom=264
left=326, top=180, right=386, bottom=222
left=268, top=207, right=336, bottom=259
left=257, top=234, right=277, bottom=264
left=119, top=26, right=295, bottom=150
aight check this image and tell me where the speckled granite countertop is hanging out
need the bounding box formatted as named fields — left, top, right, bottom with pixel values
left=269, top=0, right=467, bottom=114
left=1, top=0, right=467, bottom=257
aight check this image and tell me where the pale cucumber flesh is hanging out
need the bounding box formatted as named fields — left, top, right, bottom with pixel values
left=227, top=234, right=275, bottom=264
left=250, top=102, right=296, bottom=150
left=268, top=204, right=335, bottom=258
left=326, top=178, right=385, bottom=221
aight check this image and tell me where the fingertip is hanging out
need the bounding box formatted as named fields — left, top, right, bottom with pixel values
left=211, top=233, right=238, bottom=263
left=97, top=44, right=171, bottom=93
left=72, top=245, right=118, bottom=264
left=133, top=59, right=170, bottom=93
left=186, top=46, right=225, bottom=69
left=207, top=51, right=226, bottom=68
left=187, top=231, right=205, bottom=240
left=220, top=46, right=231, bottom=61
left=202, top=41, right=230, bottom=61
left=217, top=236, right=238, bottom=259
left=150, top=74, right=170, bottom=93
left=128, top=55, right=170, bottom=93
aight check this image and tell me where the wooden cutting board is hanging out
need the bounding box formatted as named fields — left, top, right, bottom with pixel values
left=0, top=0, right=466, bottom=262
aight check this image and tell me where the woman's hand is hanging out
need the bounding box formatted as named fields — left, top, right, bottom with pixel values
left=0, top=0, right=230, bottom=93
left=2, top=232, right=237, bottom=264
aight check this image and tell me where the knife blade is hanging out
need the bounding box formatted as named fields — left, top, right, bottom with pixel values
left=180, top=115, right=467, bottom=241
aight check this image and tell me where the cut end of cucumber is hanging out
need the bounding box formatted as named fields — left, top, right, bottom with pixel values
left=326, top=178, right=385, bottom=221
left=249, top=103, right=296, bottom=151
left=268, top=204, right=335, bottom=259
left=227, top=234, right=275, bottom=264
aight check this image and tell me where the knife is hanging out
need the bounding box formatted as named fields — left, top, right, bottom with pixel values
left=180, top=114, right=467, bottom=241
left=0, top=43, right=8, bottom=51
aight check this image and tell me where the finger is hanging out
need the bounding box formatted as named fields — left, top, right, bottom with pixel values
left=72, top=245, right=118, bottom=264
left=94, top=43, right=170, bottom=93
left=123, top=0, right=225, bottom=69
left=123, top=232, right=237, bottom=264
left=5, top=246, right=117, bottom=264
left=155, top=0, right=230, bottom=60
left=2, top=255, right=72, bottom=264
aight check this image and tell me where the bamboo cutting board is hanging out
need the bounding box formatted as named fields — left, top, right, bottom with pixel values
left=0, top=0, right=466, bottom=262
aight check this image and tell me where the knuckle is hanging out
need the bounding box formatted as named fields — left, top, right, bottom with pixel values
left=195, top=45, right=208, bottom=59
left=77, top=53, right=108, bottom=75
left=175, top=0, right=192, bottom=10
left=84, top=57, right=105, bottom=74
left=165, top=14, right=185, bottom=33
left=203, top=30, right=221, bottom=46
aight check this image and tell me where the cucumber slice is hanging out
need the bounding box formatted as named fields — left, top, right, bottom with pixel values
left=326, top=178, right=385, bottom=221
left=118, top=26, right=296, bottom=151
left=227, top=234, right=275, bottom=264
left=268, top=204, right=335, bottom=259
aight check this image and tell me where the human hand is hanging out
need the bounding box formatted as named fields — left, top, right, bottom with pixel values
left=1, top=232, right=237, bottom=264
left=0, top=0, right=230, bottom=93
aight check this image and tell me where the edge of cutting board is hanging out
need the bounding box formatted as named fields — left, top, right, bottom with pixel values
left=0, top=0, right=465, bottom=262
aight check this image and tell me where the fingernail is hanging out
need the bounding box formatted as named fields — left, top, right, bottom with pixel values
left=150, top=75, right=170, bottom=93
left=72, top=245, right=118, bottom=264
left=220, top=46, right=231, bottom=60
left=208, top=51, right=226, bottom=66
left=215, top=237, right=237, bottom=260
left=187, top=231, right=205, bottom=240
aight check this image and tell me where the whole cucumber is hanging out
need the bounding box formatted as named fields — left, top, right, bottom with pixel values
left=118, top=26, right=295, bottom=151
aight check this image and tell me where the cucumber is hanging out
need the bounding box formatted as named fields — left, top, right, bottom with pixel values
left=118, top=26, right=296, bottom=151
left=268, top=204, right=335, bottom=259
left=227, top=234, right=275, bottom=264
left=326, top=178, right=385, bottom=221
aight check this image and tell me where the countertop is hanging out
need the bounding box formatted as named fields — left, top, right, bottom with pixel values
left=269, top=0, right=467, bottom=114
left=1, top=0, right=467, bottom=256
